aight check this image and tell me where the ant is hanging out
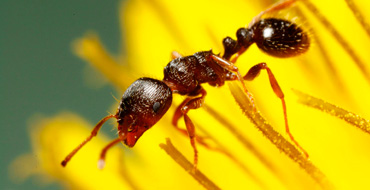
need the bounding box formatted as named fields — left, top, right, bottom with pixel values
left=61, top=0, right=309, bottom=170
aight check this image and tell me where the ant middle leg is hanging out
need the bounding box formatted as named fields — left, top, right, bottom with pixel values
left=244, top=62, right=309, bottom=158
left=211, top=54, right=256, bottom=109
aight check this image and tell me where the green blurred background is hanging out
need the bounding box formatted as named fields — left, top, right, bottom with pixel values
left=1, top=0, right=122, bottom=189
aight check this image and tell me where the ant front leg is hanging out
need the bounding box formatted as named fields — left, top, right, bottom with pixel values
left=98, top=138, right=122, bottom=169
left=244, top=62, right=309, bottom=158
left=172, top=87, right=208, bottom=170
left=172, top=98, right=211, bottom=147
left=172, top=97, right=194, bottom=137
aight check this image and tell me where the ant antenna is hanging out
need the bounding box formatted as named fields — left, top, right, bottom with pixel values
left=61, top=114, right=117, bottom=167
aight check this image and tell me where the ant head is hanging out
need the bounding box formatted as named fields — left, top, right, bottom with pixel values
left=116, top=78, right=172, bottom=147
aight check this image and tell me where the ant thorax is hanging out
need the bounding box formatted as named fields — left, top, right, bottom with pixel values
left=163, top=51, right=234, bottom=95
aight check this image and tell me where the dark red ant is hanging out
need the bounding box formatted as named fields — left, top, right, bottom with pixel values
left=61, top=0, right=309, bottom=169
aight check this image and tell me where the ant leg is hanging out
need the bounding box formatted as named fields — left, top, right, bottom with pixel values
left=98, top=137, right=122, bottom=169
left=172, top=97, right=193, bottom=137
left=244, top=63, right=309, bottom=158
left=61, top=114, right=117, bottom=167
left=211, top=54, right=256, bottom=110
left=172, top=86, right=205, bottom=139
left=172, top=94, right=225, bottom=149
left=231, top=0, right=297, bottom=63
left=181, top=89, right=207, bottom=170
left=172, top=88, right=208, bottom=169
left=249, top=0, right=297, bottom=28
left=230, top=47, right=246, bottom=63
left=171, top=51, right=183, bottom=59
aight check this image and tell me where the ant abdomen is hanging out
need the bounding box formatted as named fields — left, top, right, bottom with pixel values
left=225, top=18, right=310, bottom=60
left=251, top=18, right=310, bottom=58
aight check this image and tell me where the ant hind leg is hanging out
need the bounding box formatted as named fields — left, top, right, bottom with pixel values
left=244, top=62, right=309, bottom=158
left=249, top=0, right=298, bottom=28
left=171, top=51, right=183, bottom=59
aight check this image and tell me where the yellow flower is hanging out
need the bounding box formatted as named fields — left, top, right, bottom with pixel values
left=11, top=0, right=370, bottom=189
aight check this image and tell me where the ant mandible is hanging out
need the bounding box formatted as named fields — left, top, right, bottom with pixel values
left=61, top=0, right=309, bottom=170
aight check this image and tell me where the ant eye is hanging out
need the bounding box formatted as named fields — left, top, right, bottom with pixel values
left=153, top=102, right=161, bottom=113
